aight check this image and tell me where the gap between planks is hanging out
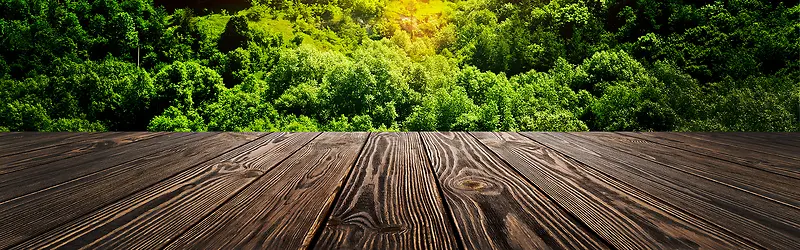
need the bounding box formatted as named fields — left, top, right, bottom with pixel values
left=1, top=132, right=272, bottom=248
left=522, top=132, right=799, bottom=249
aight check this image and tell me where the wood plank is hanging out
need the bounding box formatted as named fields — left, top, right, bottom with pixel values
left=0, top=132, right=20, bottom=140
left=314, top=132, right=458, bottom=250
left=569, top=132, right=800, bottom=208
left=682, top=132, right=800, bottom=160
left=12, top=132, right=320, bottom=249
left=0, top=132, right=201, bottom=202
left=522, top=132, right=800, bottom=249
left=620, top=132, right=800, bottom=179
left=0, top=132, right=263, bottom=248
left=420, top=132, right=610, bottom=250
left=0, top=132, right=164, bottom=175
left=164, top=132, right=367, bottom=250
left=0, top=132, right=89, bottom=156
left=473, top=132, right=755, bottom=249
left=718, top=132, right=800, bottom=147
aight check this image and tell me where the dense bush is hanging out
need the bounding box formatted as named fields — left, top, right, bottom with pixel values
left=0, top=0, right=797, bottom=132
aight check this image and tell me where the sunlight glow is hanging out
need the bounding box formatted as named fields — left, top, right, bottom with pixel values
left=384, top=0, right=450, bottom=38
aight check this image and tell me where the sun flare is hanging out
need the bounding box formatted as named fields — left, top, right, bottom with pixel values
left=384, top=0, right=450, bottom=38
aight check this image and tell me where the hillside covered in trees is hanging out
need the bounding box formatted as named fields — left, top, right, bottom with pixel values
left=0, top=0, right=798, bottom=132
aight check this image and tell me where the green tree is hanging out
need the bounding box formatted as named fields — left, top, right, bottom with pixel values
left=219, top=15, right=250, bottom=52
left=153, top=61, right=226, bottom=114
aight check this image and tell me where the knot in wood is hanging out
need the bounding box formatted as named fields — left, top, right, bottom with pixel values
left=454, top=177, right=501, bottom=195
left=217, top=161, right=244, bottom=171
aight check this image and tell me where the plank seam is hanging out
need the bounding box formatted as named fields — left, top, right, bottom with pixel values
left=305, top=132, right=372, bottom=250
left=567, top=133, right=799, bottom=211
left=157, top=132, right=322, bottom=249
left=0, top=133, right=100, bottom=158
left=467, top=132, right=616, bottom=250
left=0, top=133, right=89, bottom=158
left=0, top=132, right=167, bottom=158
left=5, top=132, right=276, bottom=249
left=0, top=133, right=210, bottom=203
left=0, top=132, right=170, bottom=177
left=418, top=132, right=466, bottom=250
left=731, top=133, right=800, bottom=149
left=615, top=132, right=800, bottom=181
left=518, top=132, right=767, bottom=250
left=679, top=133, right=800, bottom=161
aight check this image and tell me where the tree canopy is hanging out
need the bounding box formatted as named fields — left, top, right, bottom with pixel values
left=1, top=0, right=798, bottom=132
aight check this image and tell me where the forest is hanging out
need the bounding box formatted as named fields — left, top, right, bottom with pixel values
left=0, top=0, right=798, bottom=132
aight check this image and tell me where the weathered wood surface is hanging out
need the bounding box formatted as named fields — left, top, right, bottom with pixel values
left=314, top=132, right=458, bottom=250
left=570, top=132, right=800, bottom=207
left=0, top=132, right=264, bottom=248
left=682, top=132, right=800, bottom=159
left=11, top=132, right=315, bottom=249
left=0, top=132, right=797, bottom=249
left=167, top=132, right=368, bottom=249
left=421, top=132, right=610, bottom=249
left=522, top=132, right=800, bottom=249
left=0, top=132, right=164, bottom=175
left=473, top=132, right=755, bottom=249
left=0, top=133, right=200, bottom=202
left=0, top=132, right=88, bottom=157
left=620, top=132, right=800, bottom=179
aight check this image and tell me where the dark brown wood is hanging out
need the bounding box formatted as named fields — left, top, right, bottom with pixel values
left=682, top=132, right=800, bottom=160
left=314, top=132, right=458, bottom=250
left=165, top=132, right=368, bottom=250
left=0, top=132, right=164, bottom=175
left=1, top=132, right=798, bottom=249
left=0, top=132, right=89, bottom=157
left=421, top=132, right=610, bottom=250
left=522, top=132, right=800, bottom=249
left=0, top=132, right=263, bottom=248
left=620, top=132, right=800, bottom=179
left=473, top=132, right=755, bottom=249
left=569, top=132, right=800, bottom=208
left=11, top=132, right=317, bottom=250
left=0, top=132, right=21, bottom=143
left=0, top=132, right=201, bottom=202
left=716, top=132, right=800, bottom=147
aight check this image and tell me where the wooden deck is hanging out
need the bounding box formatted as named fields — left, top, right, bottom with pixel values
left=0, top=132, right=798, bottom=249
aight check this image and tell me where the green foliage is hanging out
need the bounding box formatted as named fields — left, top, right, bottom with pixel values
left=206, top=79, right=276, bottom=131
left=0, top=99, right=51, bottom=131
left=47, top=118, right=107, bottom=132
left=52, top=59, right=156, bottom=130
left=0, top=0, right=797, bottom=132
left=148, top=106, right=207, bottom=132
left=404, top=86, right=478, bottom=131
left=153, top=61, right=225, bottom=112
left=219, top=15, right=250, bottom=52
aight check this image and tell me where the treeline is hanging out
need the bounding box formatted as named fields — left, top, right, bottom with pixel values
left=0, top=0, right=798, bottom=132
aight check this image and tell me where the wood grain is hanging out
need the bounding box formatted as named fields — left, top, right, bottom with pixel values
left=314, top=132, right=458, bottom=250
left=1, top=132, right=797, bottom=249
left=10, top=132, right=317, bottom=250
left=420, top=132, right=610, bottom=250
left=0, top=132, right=89, bottom=157
left=0, top=132, right=164, bottom=175
left=165, top=132, right=368, bottom=250
left=0, top=132, right=19, bottom=138
left=0, top=132, right=263, bottom=248
left=523, top=132, right=800, bottom=249
left=682, top=132, right=800, bottom=160
left=0, top=132, right=201, bottom=202
left=717, top=132, right=800, bottom=147
left=569, top=132, right=800, bottom=208
left=620, top=132, right=800, bottom=179
left=473, top=132, right=755, bottom=249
